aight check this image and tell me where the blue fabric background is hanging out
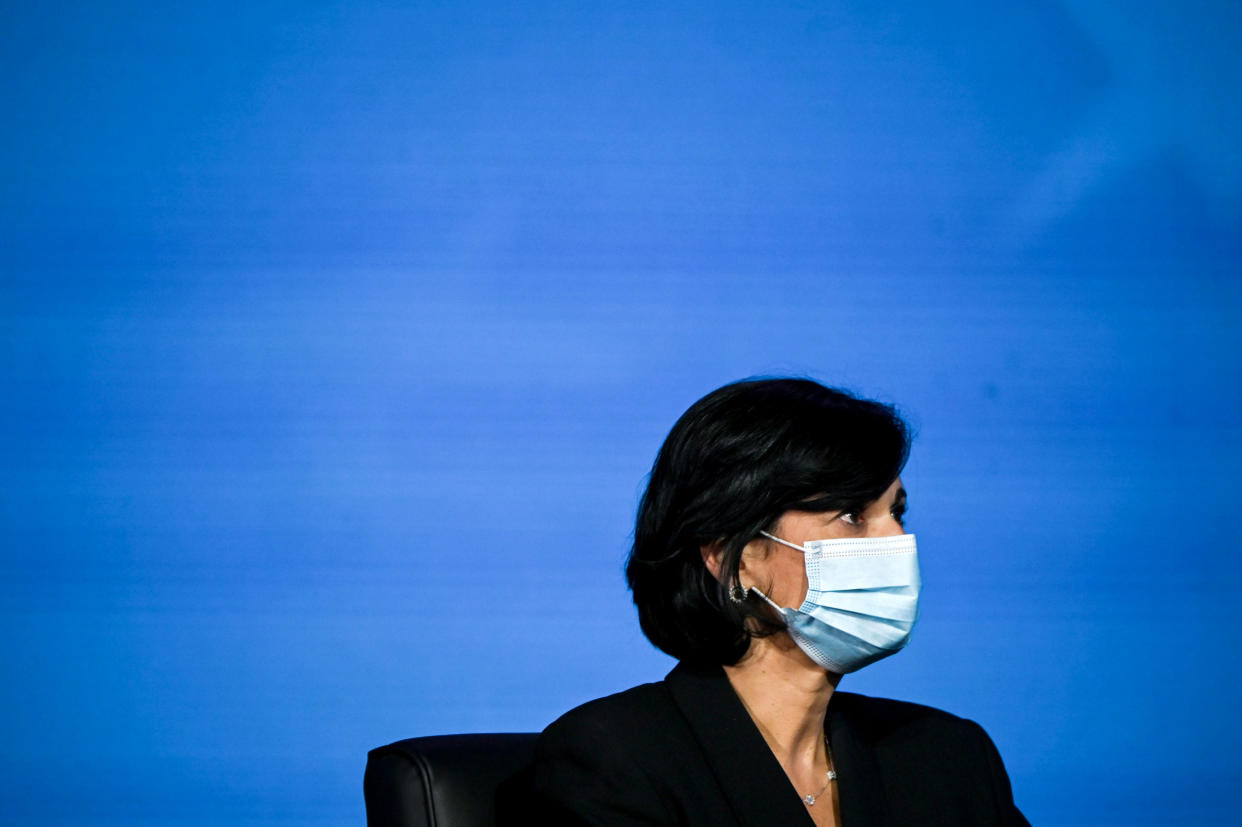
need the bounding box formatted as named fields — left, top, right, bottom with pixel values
left=3, top=1, right=1240, bottom=823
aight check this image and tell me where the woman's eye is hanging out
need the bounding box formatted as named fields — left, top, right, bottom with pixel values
left=839, top=511, right=862, bottom=526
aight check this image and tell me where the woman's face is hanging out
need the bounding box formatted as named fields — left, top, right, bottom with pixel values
left=741, top=477, right=907, bottom=610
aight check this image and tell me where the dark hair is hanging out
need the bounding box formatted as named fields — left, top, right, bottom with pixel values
left=625, top=377, right=911, bottom=666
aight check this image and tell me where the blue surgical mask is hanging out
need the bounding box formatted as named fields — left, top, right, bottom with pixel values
left=752, top=531, right=921, bottom=674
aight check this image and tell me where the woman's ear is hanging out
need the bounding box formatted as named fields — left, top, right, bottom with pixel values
left=700, top=540, right=726, bottom=581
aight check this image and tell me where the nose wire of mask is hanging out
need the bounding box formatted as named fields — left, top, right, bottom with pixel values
left=751, top=530, right=921, bottom=674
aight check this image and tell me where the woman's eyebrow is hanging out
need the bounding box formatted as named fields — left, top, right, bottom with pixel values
left=893, top=487, right=907, bottom=507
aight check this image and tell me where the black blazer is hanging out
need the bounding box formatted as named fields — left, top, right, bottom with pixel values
left=529, top=662, right=1028, bottom=826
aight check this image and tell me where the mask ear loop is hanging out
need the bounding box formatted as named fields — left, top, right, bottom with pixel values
left=758, top=530, right=809, bottom=554
left=745, top=533, right=804, bottom=610
left=748, top=585, right=787, bottom=614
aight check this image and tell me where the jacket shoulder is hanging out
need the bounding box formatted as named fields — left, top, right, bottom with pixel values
left=832, top=690, right=969, bottom=724
left=538, top=680, right=678, bottom=747
left=530, top=681, right=705, bottom=824
left=831, top=692, right=1029, bottom=825
left=831, top=691, right=993, bottom=755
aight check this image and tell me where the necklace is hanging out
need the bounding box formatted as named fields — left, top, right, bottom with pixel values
left=802, top=734, right=838, bottom=807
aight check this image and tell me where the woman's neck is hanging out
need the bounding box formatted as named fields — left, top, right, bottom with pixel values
left=722, top=634, right=840, bottom=766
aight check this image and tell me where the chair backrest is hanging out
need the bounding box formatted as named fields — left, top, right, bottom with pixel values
left=364, top=733, right=538, bottom=827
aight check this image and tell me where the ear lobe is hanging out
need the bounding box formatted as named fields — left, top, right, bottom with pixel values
left=699, top=540, right=726, bottom=581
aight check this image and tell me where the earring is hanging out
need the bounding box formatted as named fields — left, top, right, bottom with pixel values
left=728, top=583, right=747, bottom=603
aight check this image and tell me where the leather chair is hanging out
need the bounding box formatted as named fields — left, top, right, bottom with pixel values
left=364, top=733, right=538, bottom=827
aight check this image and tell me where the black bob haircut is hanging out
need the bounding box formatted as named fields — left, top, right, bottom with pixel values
left=625, top=377, right=911, bottom=666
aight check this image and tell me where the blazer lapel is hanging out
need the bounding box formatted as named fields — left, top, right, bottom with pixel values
left=664, top=662, right=816, bottom=827
left=829, top=693, right=890, bottom=827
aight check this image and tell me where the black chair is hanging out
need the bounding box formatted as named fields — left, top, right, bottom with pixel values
left=364, top=733, right=538, bottom=827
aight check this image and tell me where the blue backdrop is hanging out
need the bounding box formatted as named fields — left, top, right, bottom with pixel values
left=3, top=1, right=1240, bottom=824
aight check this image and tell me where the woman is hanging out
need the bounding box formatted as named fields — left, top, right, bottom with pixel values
left=530, top=378, right=1028, bottom=826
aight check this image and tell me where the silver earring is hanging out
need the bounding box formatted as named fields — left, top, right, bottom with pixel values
left=728, top=583, right=747, bottom=603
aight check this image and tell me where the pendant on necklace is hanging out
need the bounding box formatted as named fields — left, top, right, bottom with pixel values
left=802, top=770, right=838, bottom=806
